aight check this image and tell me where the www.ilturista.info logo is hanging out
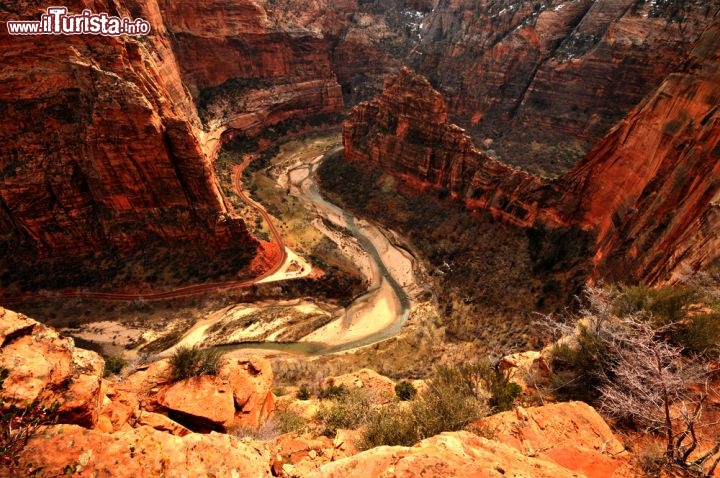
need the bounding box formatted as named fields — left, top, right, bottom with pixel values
left=7, top=7, right=151, bottom=36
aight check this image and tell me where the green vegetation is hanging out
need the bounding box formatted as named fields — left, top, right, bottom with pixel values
left=318, top=382, right=349, bottom=400
left=548, top=321, right=612, bottom=402
left=394, top=380, right=417, bottom=401
left=360, top=406, right=420, bottom=449
left=474, top=362, right=522, bottom=413
left=274, top=403, right=308, bottom=435
left=679, top=313, right=720, bottom=356
left=102, top=354, right=127, bottom=378
left=315, top=389, right=371, bottom=437
left=296, top=383, right=312, bottom=400
left=610, top=284, right=699, bottom=326
left=169, top=346, right=223, bottom=381
left=360, top=363, right=495, bottom=449
left=543, top=285, right=720, bottom=477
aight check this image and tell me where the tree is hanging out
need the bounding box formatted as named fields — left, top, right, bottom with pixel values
left=597, top=316, right=714, bottom=469
left=544, top=286, right=720, bottom=476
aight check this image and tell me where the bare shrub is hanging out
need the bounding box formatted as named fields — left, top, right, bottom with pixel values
left=541, top=286, right=720, bottom=477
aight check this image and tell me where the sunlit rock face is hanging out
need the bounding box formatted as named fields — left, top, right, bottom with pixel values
left=344, top=19, right=720, bottom=284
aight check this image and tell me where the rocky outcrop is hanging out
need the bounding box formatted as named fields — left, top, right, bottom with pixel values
left=308, top=403, right=631, bottom=477
left=411, top=0, right=718, bottom=172
left=476, top=402, right=630, bottom=478
left=155, top=357, right=275, bottom=432
left=17, top=424, right=272, bottom=478
left=271, top=431, right=359, bottom=477
left=344, top=16, right=720, bottom=283
left=344, top=68, right=551, bottom=227
left=560, top=20, right=720, bottom=283
left=0, top=308, right=104, bottom=428
left=0, top=1, right=259, bottom=283
left=0, top=306, right=274, bottom=435
left=308, top=431, right=587, bottom=478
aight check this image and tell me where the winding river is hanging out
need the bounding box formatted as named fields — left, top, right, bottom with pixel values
left=223, top=146, right=416, bottom=355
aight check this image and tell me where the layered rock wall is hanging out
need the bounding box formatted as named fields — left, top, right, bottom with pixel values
left=411, top=0, right=719, bottom=172
left=343, top=69, right=550, bottom=227
left=561, top=21, right=720, bottom=282
left=0, top=0, right=255, bottom=262
left=344, top=16, right=720, bottom=283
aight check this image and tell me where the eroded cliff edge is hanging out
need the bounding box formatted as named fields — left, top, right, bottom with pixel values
left=343, top=18, right=720, bottom=284
left=0, top=1, right=253, bottom=285
left=0, top=0, right=347, bottom=289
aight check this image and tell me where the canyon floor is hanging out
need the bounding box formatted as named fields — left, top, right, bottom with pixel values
left=8, top=131, right=456, bottom=382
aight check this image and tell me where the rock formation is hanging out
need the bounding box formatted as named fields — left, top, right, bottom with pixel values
left=343, top=68, right=550, bottom=227
left=306, top=428, right=628, bottom=478
left=410, top=0, right=719, bottom=172
left=0, top=307, right=275, bottom=434
left=19, top=425, right=272, bottom=477
left=2, top=0, right=716, bottom=290
left=343, top=16, right=720, bottom=283
left=158, top=0, right=344, bottom=132
left=0, top=308, right=104, bottom=428
left=0, top=1, right=260, bottom=285
left=560, top=19, right=720, bottom=282
left=476, top=402, right=629, bottom=478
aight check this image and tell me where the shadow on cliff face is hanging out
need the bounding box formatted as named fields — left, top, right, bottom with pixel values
left=317, top=152, right=593, bottom=352
left=0, top=235, right=257, bottom=294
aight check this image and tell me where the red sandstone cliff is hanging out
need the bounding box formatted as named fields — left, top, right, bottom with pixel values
left=2, top=0, right=717, bottom=289
left=157, top=0, right=344, bottom=134
left=411, top=0, right=719, bottom=173
left=343, top=17, right=720, bottom=283
left=343, top=68, right=549, bottom=227
left=0, top=0, right=257, bottom=269
left=561, top=20, right=720, bottom=283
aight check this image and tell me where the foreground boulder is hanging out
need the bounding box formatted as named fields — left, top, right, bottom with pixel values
left=16, top=424, right=271, bottom=477
left=271, top=430, right=361, bottom=477
left=307, top=431, right=584, bottom=478
left=307, top=401, right=632, bottom=478
left=155, top=357, right=275, bottom=432
left=475, top=402, right=631, bottom=478
left=0, top=307, right=104, bottom=428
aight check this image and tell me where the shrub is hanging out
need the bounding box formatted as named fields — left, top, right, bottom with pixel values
left=677, top=313, right=720, bottom=356
left=474, top=362, right=522, bottom=412
left=548, top=321, right=612, bottom=401
left=394, top=381, right=417, bottom=401
left=360, top=406, right=418, bottom=449
left=410, top=364, right=489, bottom=439
left=103, top=355, right=127, bottom=377
left=274, top=404, right=307, bottom=434
left=359, top=364, right=490, bottom=449
left=318, top=382, right=349, bottom=400
left=611, top=284, right=698, bottom=326
left=315, top=389, right=371, bottom=437
left=296, top=383, right=312, bottom=400
left=169, top=346, right=223, bottom=381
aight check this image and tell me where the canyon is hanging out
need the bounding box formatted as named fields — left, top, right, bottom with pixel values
left=343, top=17, right=720, bottom=284
left=2, top=0, right=717, bottom=292
left=1, top=1, right=720, bottom=476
